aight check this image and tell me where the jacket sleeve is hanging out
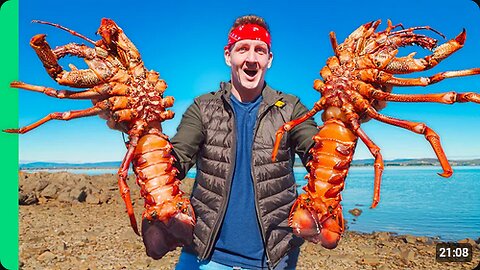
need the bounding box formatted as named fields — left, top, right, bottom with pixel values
left=170, top=101, right=205, bottom=179
left=288, top=99, right=318, bottom=167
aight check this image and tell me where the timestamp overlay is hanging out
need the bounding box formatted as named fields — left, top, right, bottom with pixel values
left=436, top=242, right=474, bottom=263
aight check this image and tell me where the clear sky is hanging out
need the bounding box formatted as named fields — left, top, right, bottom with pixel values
left=17, top=0, right=480, bottom=163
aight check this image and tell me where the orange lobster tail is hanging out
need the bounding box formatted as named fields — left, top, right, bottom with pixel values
left=131, top=134, right=195, bottom=257
left=289, top=119, right=357, bottom=249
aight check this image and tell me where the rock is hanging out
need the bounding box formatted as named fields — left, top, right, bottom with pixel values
left=400, top=248, right=415, bottom=263
left=58, top=191, right=75, bottom=203
left=86, top=193, right=101, bottom=204
left=402, top=235, right=417, bottom=244
left=348, top=208, right=362, bottom=217
left=57, top=241, right=68, bottom=252
left=458, top=238, right=477, bottom=246
left=391, top=247, right=402, bottom=256
left=34, top=180, right=50, bottom=193
left=40, top=184, right=60, bottom=199
left=381, top=241, right=395, bottom=248
left=87, top=185, right=101, bottom=196
left=38, top=196, right=48, bottom=204
left=374, top=231, right=391, bottom=242
left=358, top=255, right=381, bottom=266
left=99, top=193, right=112, bottom=204
left=19, top=192, right=38, bottom=205
left=71, top=189, right=87, bottom=202
left=416, top=236, right=430, bottom=243
left=37, top=250, right=56, bottom=262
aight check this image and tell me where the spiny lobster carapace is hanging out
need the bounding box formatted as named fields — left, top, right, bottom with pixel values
left=5, top=19, right=195, bottom=258
left=272, top=20, right=480, bottom=249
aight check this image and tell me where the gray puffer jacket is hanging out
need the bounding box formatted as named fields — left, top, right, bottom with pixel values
left=171, top=82, right=318, bottom=269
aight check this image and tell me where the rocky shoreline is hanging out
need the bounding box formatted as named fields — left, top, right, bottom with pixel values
left=19, top=172, right=479, bottom=269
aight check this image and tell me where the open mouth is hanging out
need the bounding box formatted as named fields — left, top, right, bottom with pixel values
left=244, top=69, right=258, bottom=77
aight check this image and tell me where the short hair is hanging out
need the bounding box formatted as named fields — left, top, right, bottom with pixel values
left=228, top=15, right=270, bottom=36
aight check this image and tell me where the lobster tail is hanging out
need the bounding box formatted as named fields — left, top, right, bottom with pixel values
left=132, top=134, right=196, bottom=257
left=289, top=119, right=357, bottom=249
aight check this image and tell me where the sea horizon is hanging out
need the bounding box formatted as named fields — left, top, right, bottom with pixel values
left=18, top=157, right=480, bottom=170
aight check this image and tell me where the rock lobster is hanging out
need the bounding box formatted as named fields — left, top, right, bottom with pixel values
left=5, top=19, right=195, bottom=258
left=272, top=20, right=480, bottom=249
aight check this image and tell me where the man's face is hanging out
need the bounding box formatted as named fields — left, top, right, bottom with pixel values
left=224, top=39, right=273, bottom=91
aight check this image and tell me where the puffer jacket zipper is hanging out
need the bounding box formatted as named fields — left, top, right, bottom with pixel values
left=251, top=102, right=277, bottom=270
left=201, top=95, right=237, bottom=259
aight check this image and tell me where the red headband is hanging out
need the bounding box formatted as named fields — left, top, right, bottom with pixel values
left=224, top=23, right=271, bottom=51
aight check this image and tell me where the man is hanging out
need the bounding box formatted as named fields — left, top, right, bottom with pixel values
left=144, top=15, right=318, bottom=269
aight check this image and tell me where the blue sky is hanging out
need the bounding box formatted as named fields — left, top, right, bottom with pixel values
left=17, top=0, right=480, bottom=162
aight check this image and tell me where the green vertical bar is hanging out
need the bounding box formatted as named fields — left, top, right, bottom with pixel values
left=0, top=0, right=19, bottom=269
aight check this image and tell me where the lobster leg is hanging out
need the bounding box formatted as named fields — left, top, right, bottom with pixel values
left=272, top=100, right=324, bottom=161
left=10, top=81, right=131, bottom=100
left=355, top=80, right=480, bottom=104
left=358, top=67, right=480, bottom=86
left=3, top=107, right=102, bottom=134
left=371, top=91, right=480, bottom=104
left=364, top=107, right=452, bottom=177
left=118, top=134, right=140, bottom=236
left=349, top=119, right=384, bottom=208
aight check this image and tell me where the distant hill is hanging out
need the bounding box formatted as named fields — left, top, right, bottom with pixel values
left=293, top=158, right=480, bottom=167
left=349, top=158, right=480, bottom=166
left=21, top=158, right=480, bottom=170
left=20, top=161, right=121, bottom=170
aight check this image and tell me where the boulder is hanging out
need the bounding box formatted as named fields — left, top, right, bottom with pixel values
left=19, top=192, right=38, bottom=205
left=402, top=235, right=417, bottom=244
left=374, top=231, right=391, bottom=242
left=40, top=184, right=60, bottom=199
left=458, top=238, right=477, bottom=246
left=400, top=248, right=415, bottom=263
left=37, top=250, right=56, bottom=262
left=70, top=188, right=87, bottom=202
left=348, top=208, right=363, bottom=217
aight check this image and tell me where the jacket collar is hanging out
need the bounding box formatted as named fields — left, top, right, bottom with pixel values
left=220, top=81, right=282, bottom=107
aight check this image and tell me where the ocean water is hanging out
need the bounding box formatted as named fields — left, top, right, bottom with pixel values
left=295, top=166, right=480, bottom=241
left=24, top=166, right=480, bottom=241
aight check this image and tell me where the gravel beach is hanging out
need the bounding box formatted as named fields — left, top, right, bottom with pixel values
left=18, top=171, right=479, bottom=269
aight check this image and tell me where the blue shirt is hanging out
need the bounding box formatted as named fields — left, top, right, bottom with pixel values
left=210, top=94, right=267, bottom=269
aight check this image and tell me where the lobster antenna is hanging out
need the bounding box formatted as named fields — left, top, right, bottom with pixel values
left=388, top=25, right=446, bottom=40
left=32, top=20, right=96, bottom=45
